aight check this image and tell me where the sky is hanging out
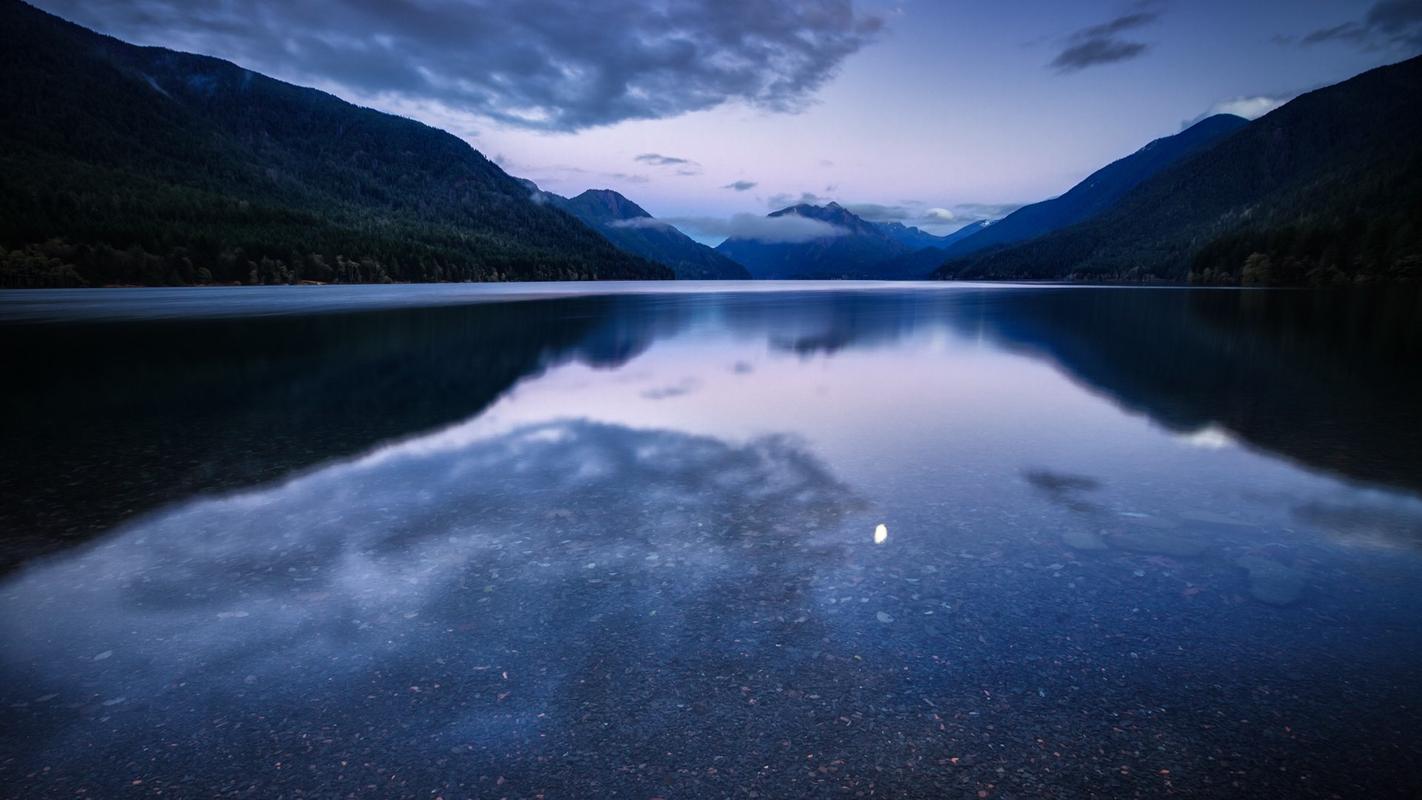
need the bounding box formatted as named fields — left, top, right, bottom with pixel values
left=32, top=0, right=1422, bottom=242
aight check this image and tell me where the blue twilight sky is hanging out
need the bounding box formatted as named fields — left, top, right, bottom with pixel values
left=31, top=0, right=1422, bottom=241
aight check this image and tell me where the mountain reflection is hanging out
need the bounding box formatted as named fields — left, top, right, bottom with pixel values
left=5, top=285, right=1422, bottom=797
left=1, top=298, right=623, bottom=567
left=963, top=287, right=1422, bottom=495
left=3, top=285, right=1420, bottom=570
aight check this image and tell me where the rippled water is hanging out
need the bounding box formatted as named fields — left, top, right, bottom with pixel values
left=2, top=283, right=1421, bottom=798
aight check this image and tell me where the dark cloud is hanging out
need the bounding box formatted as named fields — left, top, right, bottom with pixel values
left=1076, top=11, right=1158, bottom=40
left=35, top=0, right=883, bottom=132
left=1294, top=0, right=1422, bottom=52
left=1371, top=0, right=1422, bottom=35
left=636, top=152, right=702, bottom=176
left=641, top=378, right=701, bottom=399
left=1299, top=22, right=1367, bottom=46
left=1050, top=9, right=1160, bottom=73
left=1051, top=38, right=1148, bottom=71
left=1023, top=467, right=1104, bottom=513
left=635, top=153, right=695, bottom=167
left=723, top=180, right=758, bottom=191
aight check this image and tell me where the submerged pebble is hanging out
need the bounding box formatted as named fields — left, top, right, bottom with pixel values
left=1237, top=556, right=1307, bottom=606
left=1061, top=530, right=1107, bottom=551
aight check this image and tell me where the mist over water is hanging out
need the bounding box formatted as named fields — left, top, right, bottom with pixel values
left=2, top=284, right=1421, bottom=798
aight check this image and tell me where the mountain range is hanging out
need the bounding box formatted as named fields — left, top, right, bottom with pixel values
left=537, top=188, right=749, bottom=280
left=1, top=0, right=1419, bottom=288
left=704, top=113, right=1255, bottom=281
left=715, top=202, right=978, bottom=279
left=874, top=221, right=993, bottom=279
left=878, top=220, right=983, bottom=252
left=0, top=0, right=667, bottom=287
left=936, top=56, right=1422, bottom=284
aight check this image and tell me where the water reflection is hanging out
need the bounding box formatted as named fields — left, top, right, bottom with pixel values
left=2, top=419, right=865, bottom=794
left=5, top=286, right=1420, bottom=568
left=1023, top=469, right=1104, bottom=513
left=1, top=298, right=621, bottom=567
left=3, top=284, right=1422, bottom=797
left=968, top=288, right=1422, bottom=495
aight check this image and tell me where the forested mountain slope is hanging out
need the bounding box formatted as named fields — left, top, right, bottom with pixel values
left=936, top=56, right=1422, bottom=285
left=0, top=0, right=668, bottom=287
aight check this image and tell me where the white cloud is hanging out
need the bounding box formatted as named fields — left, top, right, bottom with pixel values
left=608, top=217, right=674, bottom=230
left=1204, top=94, right=1295, bottom=121
left=666, top=213, right=846, bottom=243
left=1177, top=425, right=1235, bottom=449
left=767, top=191, right=829, bottom=209
left=907, top=203, right=1016, bottom=235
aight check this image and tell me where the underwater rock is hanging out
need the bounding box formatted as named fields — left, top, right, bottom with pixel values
left=1237, top=556, right=1306, bottom=606
left=1106, top=529, right=1206, bottom=558
left=1062, top=530, right=1108, bottom=551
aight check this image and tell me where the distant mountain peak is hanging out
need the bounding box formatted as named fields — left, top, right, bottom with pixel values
left=772, top=202, right=830, bottom=217
left=542, top=187, right=748, bottom=280
left=768, top=202, right=873, bottom=233
left=1192, top=112, right=1250, bottom=129
left=719, top=203, right=914, bottom=279
left=567, top=188, right=652, bottom=220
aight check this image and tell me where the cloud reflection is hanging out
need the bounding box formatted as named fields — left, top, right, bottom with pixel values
left=0, top=419, right=863, bottom=777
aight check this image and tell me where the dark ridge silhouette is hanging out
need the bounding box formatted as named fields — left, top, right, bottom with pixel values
left=937, top=56, right=1422, bottom=284
left=938, top=114, right=1248, bottom=260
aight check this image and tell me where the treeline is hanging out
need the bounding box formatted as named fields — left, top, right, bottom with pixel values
left=2, top=239, right=444, bottom=288
left=1187, top=152, right=1422, bottom=285
left=1190, top=216, right=1422, bottom=286
left=940, top=148, right=1422, bottom=287
left=0, top=239, right=640, bottom=287
left=0, top=164, right=659, bottom=287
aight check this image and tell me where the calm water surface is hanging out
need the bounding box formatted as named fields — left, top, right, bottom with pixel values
left=2, top=283, right=1421, bottom=798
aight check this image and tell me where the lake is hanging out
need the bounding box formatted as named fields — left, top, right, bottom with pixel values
left=2, top=283, right=1421, bottom=798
